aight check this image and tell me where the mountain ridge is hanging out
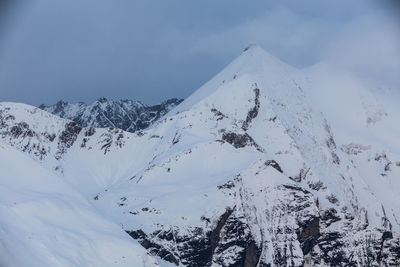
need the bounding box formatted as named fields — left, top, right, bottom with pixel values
left=1, top=45, right=400, bottom=266
left=39, top=97, right=183, bottom=133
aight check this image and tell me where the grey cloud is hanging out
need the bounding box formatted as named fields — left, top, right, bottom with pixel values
left=324, top=14, right=400, bottom=86
left=0, top=0, right=398, bottom=106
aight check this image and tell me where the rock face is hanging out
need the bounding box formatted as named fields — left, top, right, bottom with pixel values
left=39, top=97, right=183, bottom=132
left=1, top=45, right=400, bottom=266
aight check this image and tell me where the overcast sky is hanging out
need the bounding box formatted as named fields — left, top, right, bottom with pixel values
left=0, top=0, right=399, bottom=105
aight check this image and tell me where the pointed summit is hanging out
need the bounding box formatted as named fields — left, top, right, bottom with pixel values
left=169, top=44, right=297, bottom=114
left=235, top=43, right=295, bottom=73
left=242, top=43, right=258, bottom=52
left=241, top=43, right=279, bottom=59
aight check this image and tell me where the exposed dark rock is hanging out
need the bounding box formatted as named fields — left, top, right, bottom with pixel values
left=326, top=194, right=339, bottom=204
left=126, top=208, right=261, bottom=267
left=281, top=184, right=311, bottom=195
left=85, top=127, right=96, bottom=137
left=10, top=122, right=34, bottom=138
left=316, top=232, right=352, bottom=266
left=383, top=231, right=393, bottom=241
left=56, top=122, right=82, bottom=158
left=242, top=87, right=260, bottom=131
left=39, top=98, right=183, bottom=133
left=374, top=153, right=393, bottom=176
left=43, top=132, right=56, bottom=142
left=211, top=209, right=234, bottom=251
left=217, top=180, right=235, bottom=190
left=320, top=208, right=341, bottom=227
left=211, top=108, right=227, bottom=121
left=126, top=229, right=180, bottom=265
left=212, top=211, right=261, bottom=267
left=243, top=44, right=256, bottom=52
left=384, top=162, right=391, bottom=172
left=307, top=180, right=325, bottom=191
left=323, top=120, right=340, bottom=164
left=97, top=128, right=125, bottom=154
left=375, top=153, right=388, bottom=162
left=268, top=116, right=277, bottom=122
left=264, top=160, right=283, bottom=173
left=289, top=168, right=310, bottom=183
left=298, top=216, right=320, bottom=255
left=222, top=132, right=264, bottom=152
left=172, top=132, right=180, bottom=145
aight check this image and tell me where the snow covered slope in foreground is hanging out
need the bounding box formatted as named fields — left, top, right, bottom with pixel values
left=0, top=144, right=158, bottom=267
left=1, top=45, right=400, bottom=266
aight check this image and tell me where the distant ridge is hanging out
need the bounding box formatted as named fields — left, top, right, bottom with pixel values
left=39, top=97, right=183, bottom=132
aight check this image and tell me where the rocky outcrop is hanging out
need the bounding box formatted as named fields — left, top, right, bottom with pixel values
left=222, top=132, right=264, bottom=152
left=126, top=208, right=261, bottom=267
left=39, top=98, right=183, bottom=132
left=56, top=121, right=82, bottom=158
left=242, top=87, right=260, bottom=131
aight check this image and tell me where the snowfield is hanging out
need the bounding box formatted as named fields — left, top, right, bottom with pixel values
left=0, top=45, right=399, bottom=266
left=0, top=144, right=159, bottom=267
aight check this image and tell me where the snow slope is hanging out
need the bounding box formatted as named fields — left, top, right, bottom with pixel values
left=0, top=144, right=158, bottom=267
left=1, top=44, right=399, bottom=266
left=303, top=62, right=400, bottom=154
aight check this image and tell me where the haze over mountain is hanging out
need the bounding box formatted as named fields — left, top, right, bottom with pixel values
left=0, top=45, right=399, bottom=266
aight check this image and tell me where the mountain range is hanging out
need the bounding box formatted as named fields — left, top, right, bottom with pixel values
left=39, top=98, right=183, bottom=132
left=0, top=45, right=399, bottom=266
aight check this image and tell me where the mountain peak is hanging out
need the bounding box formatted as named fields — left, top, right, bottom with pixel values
left=242, top=43, right=259, bottom=52
left=169, top=44, right=295, bottom=115
left=241, top=43, right=278, bottom=60
left=237, top=44, right=293, bottom=71
left=96, top=97, right=108, bottom=103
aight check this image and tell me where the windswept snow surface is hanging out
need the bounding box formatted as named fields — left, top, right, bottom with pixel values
left=0, top=144, right=158, bottom=267
left=0, top=45, right=399, bottom=266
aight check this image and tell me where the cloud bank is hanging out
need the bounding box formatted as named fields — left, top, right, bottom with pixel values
left=0, top=0, right=398, bottom=105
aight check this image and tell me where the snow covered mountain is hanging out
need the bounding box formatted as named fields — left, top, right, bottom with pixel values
left=39, top=98, right=183, bottom=132
left=1, top=45, right=399, bottom=266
